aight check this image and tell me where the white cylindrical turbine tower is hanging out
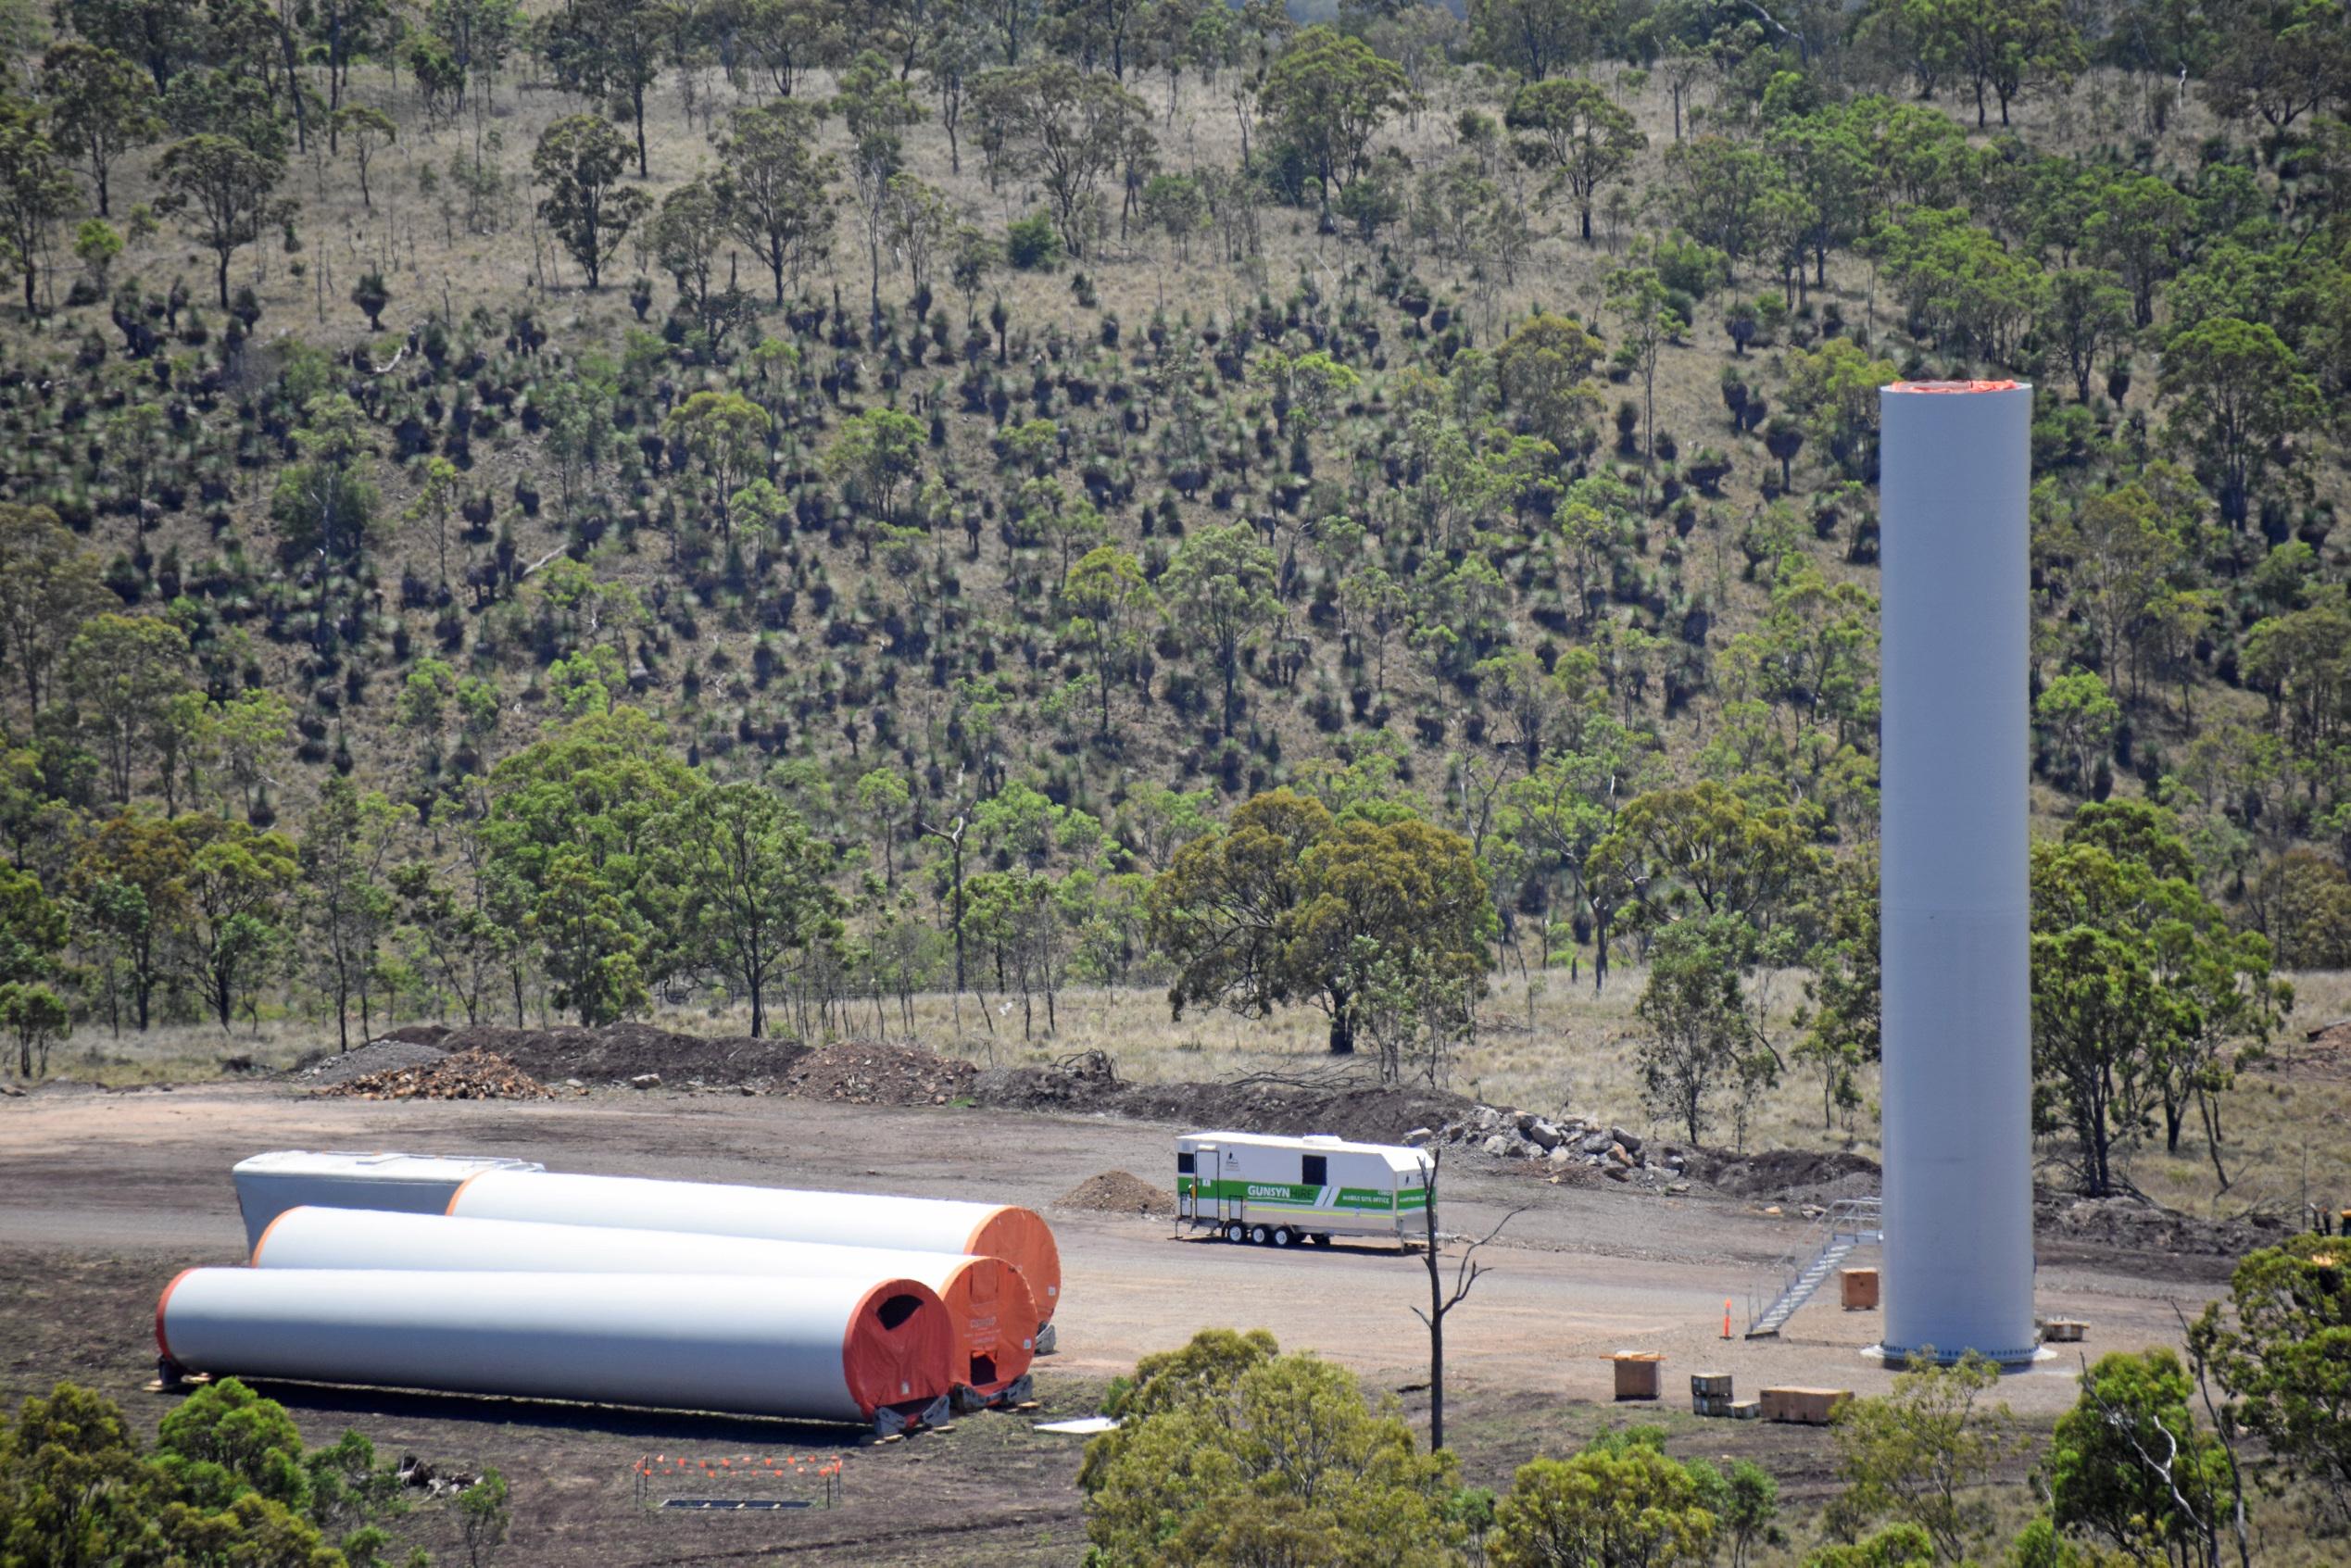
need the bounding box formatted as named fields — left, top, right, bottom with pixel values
left=446, top=1171, right=1062, bottom=1320
left=157, top=1267, right=957, bottom=1425
left=251, top=1206, right=1037, bottom=1396
left=1877, top=379, right=2038, bottom=1363
left=231, top=1152, right=544, bottom=1249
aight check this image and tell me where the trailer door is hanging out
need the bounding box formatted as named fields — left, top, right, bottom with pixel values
left=1185, top=1144, right=1221, bottom=1223
left=1177, top=1146, right=1205, bottom=1220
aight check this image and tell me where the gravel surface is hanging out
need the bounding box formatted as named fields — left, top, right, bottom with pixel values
left=294, top=1038, right=450, bottom=1086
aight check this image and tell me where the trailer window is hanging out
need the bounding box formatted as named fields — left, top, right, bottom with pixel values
left=1176, top=1152, right=1195, bottom=1174
left=1301, top=1154, right=1327, bottom=1187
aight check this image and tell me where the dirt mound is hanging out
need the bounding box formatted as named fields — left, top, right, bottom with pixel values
left=972, top=1050, right=1469, bottom=1143
left=294, top=1037, right=450, bottom=1086
left=783, top=1042, right=978, bottom=1106
left=1114, top=1079, right=1473, bottom=1145
left=972, top=1049, right=1126, bottom=1113
left=319, top=1048, right=553, bottom=1101
left=1056, top=1171, right=1176, bottom=1216
left=430, top=1022, right=808, bottom=1086
left=1690, top=1148, right=1882, bottom=1203
left=2036, top=1194, right=2294, bottom=1259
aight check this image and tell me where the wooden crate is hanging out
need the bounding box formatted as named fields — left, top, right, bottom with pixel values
left=1841, top=1268, right=1880, bottom=1311
left=1690, top=1372, right=1734, bottom=1399
left=1759, top=1386, right=1851, bottom=1425
left=2043, top=1320, right=2087, bottom=1343
left=1610, top=1352, right=1663, bottom=1400
left=1725, top=1400, right=1760, bottom=1420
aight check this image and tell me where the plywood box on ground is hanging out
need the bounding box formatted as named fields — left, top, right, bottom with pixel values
left=1841, top=1268, right=1880, bottom=1311
left=1759, top=1386, right=1851, bottom=1424
left=1691, top=1372, right=1733, bottom=1398
left=1610, top=1352, right=1663, bottom=1400
left=2043, top=1320, right=2087, bottom=1343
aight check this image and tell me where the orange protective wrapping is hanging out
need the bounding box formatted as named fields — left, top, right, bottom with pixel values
left=443, top=1173, right=483, bottom=1215
left=839, top=1278, right=956, bottom=1418
left=962, top=1206, right=1062, bottom=1320
left=155, top=1268, right=195, bottom=1361
left=1888, top=380, right=2020, bottom=394
left=247, top=1210, right=295, bottom=1265
left=935, top=1256, right=1037, bottom=1393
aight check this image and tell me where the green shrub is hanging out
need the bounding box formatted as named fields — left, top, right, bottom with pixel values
left=1006, top=211, right=1062, bottom=271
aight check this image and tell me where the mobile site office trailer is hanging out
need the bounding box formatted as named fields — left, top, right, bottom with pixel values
left=1176, top=1131, right=1430, bottom=1248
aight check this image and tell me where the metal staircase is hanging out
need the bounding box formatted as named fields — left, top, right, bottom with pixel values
left=1745, top=1197, right=1881, bottom=1338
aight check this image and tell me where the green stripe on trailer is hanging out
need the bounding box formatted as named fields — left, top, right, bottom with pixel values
left=1188, top=1179, right=1367, bottom=1206
left=1180, top=1179, right=1425, bottom=1212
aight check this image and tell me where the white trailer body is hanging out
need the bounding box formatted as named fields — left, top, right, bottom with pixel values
left=156, top=1267, right=956, bottom=1428
left=230, top=1152, right=544, bottom=1250
left=1175, top=1131, right=1429, bottom=1248
left=249, top=1206, right=1037, bottom=1397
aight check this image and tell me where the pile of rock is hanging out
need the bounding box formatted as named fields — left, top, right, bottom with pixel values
left=317, top=1048, right=553, bottom=1101
left=294, top=1037, right=450, bottom=1087
left=781, top=1043, right=979, bottom=1107
left=1411, top=1106, right=1691, bottom=1192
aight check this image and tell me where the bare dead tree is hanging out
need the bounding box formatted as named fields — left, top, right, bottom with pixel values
left=2072, top=1332, right=2248, bottom=1568
left=2173, top=1300, right=2254, bottom=1568
left=911, top=809, right=971, bottom=1019
left=1412, top=1147, right=1527, bottom=1452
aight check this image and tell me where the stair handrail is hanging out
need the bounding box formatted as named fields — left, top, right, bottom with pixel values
left=1745, top=1196, right=1882, bottom=1334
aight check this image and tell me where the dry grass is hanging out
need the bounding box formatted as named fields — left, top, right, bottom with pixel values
left=2134, top=968, right=2351, bottom=1222
left=669, top=965, right=2351, bottom=1220
left=34, top=1015, right=319, bottom=1085
left=38, top=965, right=2351, bottom=1232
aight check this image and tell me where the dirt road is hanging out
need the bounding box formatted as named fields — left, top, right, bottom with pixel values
left=0, top=1084, right=2232, bottom=1563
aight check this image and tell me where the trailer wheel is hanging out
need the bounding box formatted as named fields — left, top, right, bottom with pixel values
left=1270, top=1226, right=1294, bottom=1248
left=1224, top=1222, right=1246, bottom=1244
left=1249, top=1224, right=1270, bottom=1246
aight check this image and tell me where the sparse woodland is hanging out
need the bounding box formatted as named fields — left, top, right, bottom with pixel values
left=0, top=0, right=2345, bottom=1204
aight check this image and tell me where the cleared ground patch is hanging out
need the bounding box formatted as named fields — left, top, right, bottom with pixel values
left=0, top=1074, right=2280, bottom=1566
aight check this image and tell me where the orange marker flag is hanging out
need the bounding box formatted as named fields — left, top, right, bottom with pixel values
left=1722, top=1299, right=1732, bottom=1338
